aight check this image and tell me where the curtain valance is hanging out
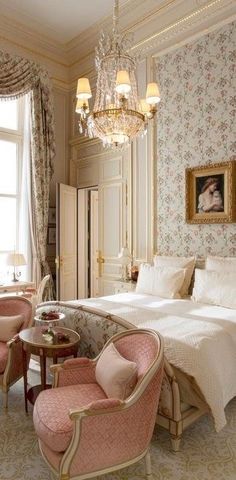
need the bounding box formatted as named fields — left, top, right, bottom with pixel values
left=0, top=50, right=55, bottom=174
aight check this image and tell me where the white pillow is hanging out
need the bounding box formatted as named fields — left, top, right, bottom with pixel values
left=95, top=342, right=137, bottom=400
left=153, top=255, right=196, bottom=296
left=136, top=264, right=185, bottom=299
left=192, top=268, right=236, bottom=309
left=206, top=255, right=236, bottom=273
left=0, top=315, right=24, bottom=342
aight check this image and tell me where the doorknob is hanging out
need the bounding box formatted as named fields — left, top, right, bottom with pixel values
left=55, top=256, right=63, bottom=269
left=96, top=251, right=104, bottom=277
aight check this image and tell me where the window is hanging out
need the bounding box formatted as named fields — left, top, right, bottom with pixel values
left=0, top=98, right=24, bottom=254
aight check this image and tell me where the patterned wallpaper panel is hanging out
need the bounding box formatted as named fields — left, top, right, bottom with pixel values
left=156, top=21, right=236, bottom=257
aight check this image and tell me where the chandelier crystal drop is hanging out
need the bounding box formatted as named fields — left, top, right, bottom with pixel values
left=75, top=0, right=160, bottom=149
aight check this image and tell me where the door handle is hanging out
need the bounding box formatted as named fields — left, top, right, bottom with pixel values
left=55, top=256, right=63, bottom=269
left=96, top=251, right=104, bottom=277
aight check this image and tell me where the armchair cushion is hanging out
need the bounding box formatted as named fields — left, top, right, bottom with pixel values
left=0, top=315, right=24, bottom=342
left=0, top=342, right=8, bottom=373
left=33, top=383, right=107, bottom=453
left=95, top=342, right=137, bottom=400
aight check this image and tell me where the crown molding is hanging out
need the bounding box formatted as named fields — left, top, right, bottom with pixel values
left=0, top=13, right=69, bottom=62
left=0, top=0, right=235, bottom=89
left=66, top=0, right=178, bottom=66
left=67, top=0, right=235, bottom=80
left=131, top=0, right=236, bottom=57
left=152, top=10, right=236, bottom=57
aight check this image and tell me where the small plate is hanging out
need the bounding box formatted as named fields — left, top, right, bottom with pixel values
left=34, top=312, right=65, bottom=323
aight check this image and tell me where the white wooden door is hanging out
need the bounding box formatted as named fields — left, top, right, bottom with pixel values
left=56, top=183, right=77, bottom=300
left=98, top=150, right=131, bottom=295
left=77, top=189, right=89, bottom=299
left=90, top=190, right=99, bottom=297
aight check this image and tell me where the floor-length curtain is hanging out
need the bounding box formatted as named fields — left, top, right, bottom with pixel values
left=0, top=50, right=55, bottom=298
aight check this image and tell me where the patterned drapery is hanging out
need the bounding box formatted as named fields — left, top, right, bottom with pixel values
left=0, top=50, right=56, bottom=298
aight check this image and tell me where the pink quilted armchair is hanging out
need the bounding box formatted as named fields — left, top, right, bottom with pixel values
left=33, top=328, right=164, bottom=480
left=0, top=296, right=33, bottom=408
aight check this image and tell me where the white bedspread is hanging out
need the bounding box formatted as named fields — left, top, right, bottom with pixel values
left=69, top=293, right=236, bottom=431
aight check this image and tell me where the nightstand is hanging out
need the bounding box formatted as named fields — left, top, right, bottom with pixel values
left=114, top=280, right=136, bottom=294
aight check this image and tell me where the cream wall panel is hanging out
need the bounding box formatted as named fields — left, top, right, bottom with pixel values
left=99, top=157, right=123, bottom=183
left=50, top=88, right=69, bottom=205
left=132, top=58, right=154, bottom=264
left=133, top=136, right=149, bottom=262
left=77, top=162, right=99, bottom=188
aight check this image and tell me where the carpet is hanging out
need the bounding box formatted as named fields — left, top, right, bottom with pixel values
left=1, top=372, right=236, bottom=480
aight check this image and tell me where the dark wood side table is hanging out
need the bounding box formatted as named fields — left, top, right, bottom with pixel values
left=19, top=326, right=80, bottom=413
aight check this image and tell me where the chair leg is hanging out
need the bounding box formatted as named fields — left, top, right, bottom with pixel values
left=170, top=435, right=181, bottom=452
left=145, top=450, right=153, bottom=480
left=3, top=390, right=8, bottom=409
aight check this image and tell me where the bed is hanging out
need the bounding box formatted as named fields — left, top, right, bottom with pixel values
left=37, top=290, right=236, bottom=451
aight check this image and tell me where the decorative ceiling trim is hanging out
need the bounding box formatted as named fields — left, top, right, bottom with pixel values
left=68, top=0, right=235, bottom=88
left=0, top=0, right=235, bottom=86
left=0, top=13, right=69, bottom=63
left=130, top=0, right=235, bottom=55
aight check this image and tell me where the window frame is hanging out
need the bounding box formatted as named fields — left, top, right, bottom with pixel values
left=0, top=97, right=24, bottom=254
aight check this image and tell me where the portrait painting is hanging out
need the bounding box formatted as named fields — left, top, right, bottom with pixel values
left=186, top=161, right=236, bottom=224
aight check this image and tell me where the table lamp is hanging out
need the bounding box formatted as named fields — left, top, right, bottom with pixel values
left=118, top=247, right=132, bottom=281
left=6, top=252, right=26, bottom=282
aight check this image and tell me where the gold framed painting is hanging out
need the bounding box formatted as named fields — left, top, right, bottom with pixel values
left=186, top=161, right=236, bottom=224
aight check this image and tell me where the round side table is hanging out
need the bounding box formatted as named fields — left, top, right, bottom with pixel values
left=19, top=326, right=80, bottom=413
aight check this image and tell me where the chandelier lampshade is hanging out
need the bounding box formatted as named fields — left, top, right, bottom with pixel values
left=76, top=78, right=92, bottom=100
left=75, top=0, right=160, bottom=149
left=146, top=82, right=161, bottom=105
left=115, top=70, right=131, bottom=94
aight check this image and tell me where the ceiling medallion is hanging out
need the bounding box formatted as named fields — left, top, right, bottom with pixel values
left=75, top=0, right=160, bottom=150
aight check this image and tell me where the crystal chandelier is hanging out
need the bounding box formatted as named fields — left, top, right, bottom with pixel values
left=75, top=0, right=160, bottom=149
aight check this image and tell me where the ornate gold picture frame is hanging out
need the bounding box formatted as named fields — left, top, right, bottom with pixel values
left=186, top=161, right=236, bottom=224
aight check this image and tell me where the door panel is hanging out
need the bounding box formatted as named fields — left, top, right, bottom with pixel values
left=98, top=149, right=131, bottom=295
left=56, top=183, right=77, bottom=300
left=77, top=189, right=89, bottom=299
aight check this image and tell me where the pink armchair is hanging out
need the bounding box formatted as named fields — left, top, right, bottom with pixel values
left=0, top=296, right=32, bottom=408
left=33, top=328, right=164, bottom=480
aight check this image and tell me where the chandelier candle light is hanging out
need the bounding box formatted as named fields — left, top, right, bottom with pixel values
left=75, top=0, right=160, bottom=149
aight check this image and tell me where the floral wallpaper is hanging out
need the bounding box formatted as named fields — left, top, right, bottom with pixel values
left=156, top=21, right=236, bottom=257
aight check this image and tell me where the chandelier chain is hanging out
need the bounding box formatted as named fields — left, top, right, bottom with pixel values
left=113, top=0, right=119, bottom=35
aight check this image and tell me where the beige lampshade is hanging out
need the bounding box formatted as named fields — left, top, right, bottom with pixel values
left=76, top=78, right=92, bottom=100
left=118, top=247, right=132, bottom=265
left=115, top=70, right=131, bottom=94
left=75, top=98, right=89, bottom=114
left=146, top=82, right=160, bottom=105
left=6, top=253, right=26, bottom=267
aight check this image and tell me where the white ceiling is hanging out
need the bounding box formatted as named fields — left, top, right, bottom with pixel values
left=0, top=0, right=128, bottom=44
